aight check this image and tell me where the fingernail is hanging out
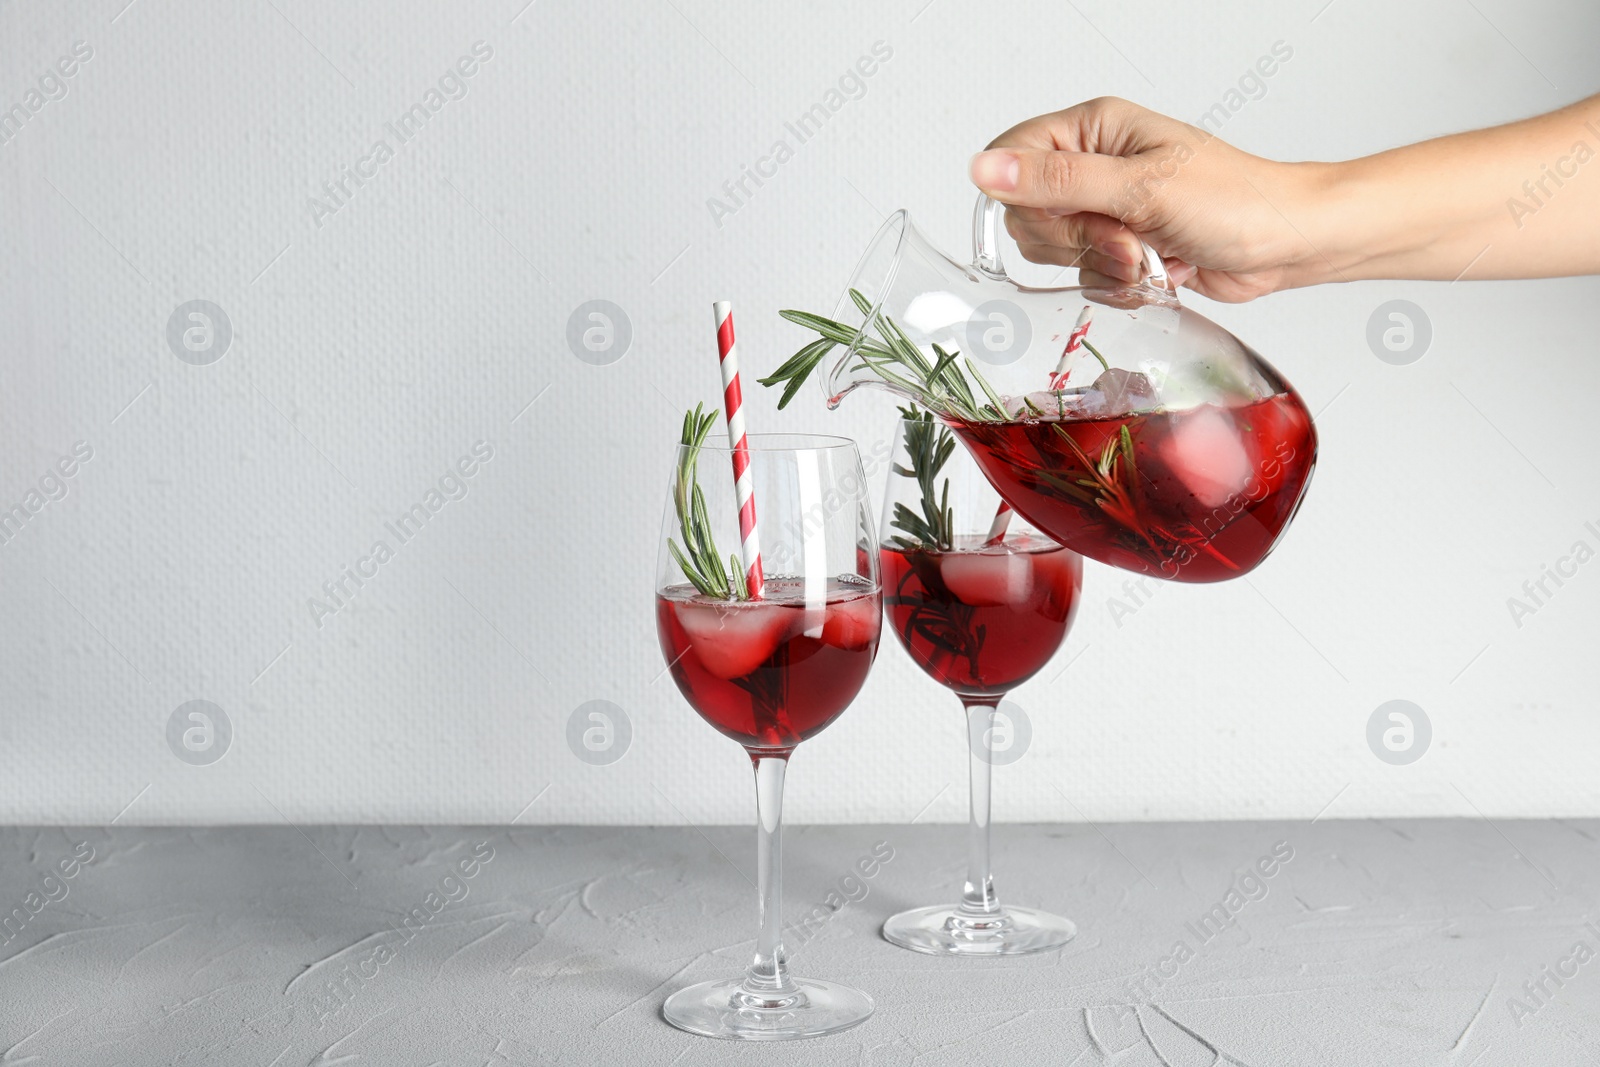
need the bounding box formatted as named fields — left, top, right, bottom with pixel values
left=971, top=151, right=1020, bottom=192
left=1169, top=263, right=1198, bottom=286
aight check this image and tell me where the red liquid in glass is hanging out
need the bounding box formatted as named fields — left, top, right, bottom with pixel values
left=657, top=577, right=881, bottom=753
left=950, top=393, right=1316, bottom=583
left=881, top=535, right=1082, bottom=697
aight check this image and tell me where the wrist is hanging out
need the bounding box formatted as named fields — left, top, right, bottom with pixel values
left=1291, top=151, right=1492, bottom=285
left=1276, top=159, right=1379, bottom=288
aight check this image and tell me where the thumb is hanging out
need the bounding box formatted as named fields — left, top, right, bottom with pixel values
left=971, top=148, right=1141, bottom=221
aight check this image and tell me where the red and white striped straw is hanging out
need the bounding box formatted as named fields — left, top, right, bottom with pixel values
left=714, top=300, right=763, bottom=597
left=984, top=501, right=1014, bottom=545
left=989, top=306, right=1096, bottom=544
left=1049, top=306, right=1095, bottom=389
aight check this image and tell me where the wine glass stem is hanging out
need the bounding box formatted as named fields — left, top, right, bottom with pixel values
left=741, top=754, right=797, bottom=1003
left=959, top=697, right=1003, bottom=920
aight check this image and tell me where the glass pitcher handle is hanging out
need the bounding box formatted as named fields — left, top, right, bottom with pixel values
left=972, top=193, right=1174, bottom=295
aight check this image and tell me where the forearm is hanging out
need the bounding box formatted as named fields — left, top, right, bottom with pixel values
left=1299, top=94, right=1600, bottom=285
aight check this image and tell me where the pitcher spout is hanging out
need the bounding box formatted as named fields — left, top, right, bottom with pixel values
left=821, top=208, right=990, bottom=415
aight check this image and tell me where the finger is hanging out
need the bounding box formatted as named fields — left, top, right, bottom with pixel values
left=983, top=96, right=1168, bottom=156
left=1013, top=242, right=1082, bottom=268
left=1077, top=267, right=1125, bottom=289
left=1077, top=249, right=1142, bottom=283
left=1004, top=208, right=1086, bottom=250
left=1004, top=208, right=1081, bottom=247
left=983, top=109, right=1088, bottom=153
left=1007, top=205, right=1071, bottom=223
left=1007, top=211, right=1143, bottom=268
left=1016, top=243, right=1141, bottom=284
left=972, top=148, right=1142, bottom=218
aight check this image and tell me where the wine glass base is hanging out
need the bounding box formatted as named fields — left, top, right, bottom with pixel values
left=662, top=977, right=874, bottom=1040
left=881, top=904, right=1076, bottom=956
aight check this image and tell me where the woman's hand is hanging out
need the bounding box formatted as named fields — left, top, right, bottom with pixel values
left=970, top=96, right=1334, bottom=302
left=972, top=94, right=1600, bottom=299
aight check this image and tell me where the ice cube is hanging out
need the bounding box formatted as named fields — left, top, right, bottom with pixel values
left=1005, top=391, right=1064, bottom=419
left=1005, top=390, right=1104, bottom=420
left=939, top=550, right=1034, bottom=607
left=673, top=599, right=796, bottom=680
left=821, top=594, right=881, bottom=650
left=1028, top=544, right=1082, bottom=595
left=1088, top=367, right=1160, bottom=415
left=1156, top=407, right=1254, bottom=509
left=1065, top=389, right=1109, bottom=418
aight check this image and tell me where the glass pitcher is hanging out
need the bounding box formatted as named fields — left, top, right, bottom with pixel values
left=816, top=195, right=1318, bottom=584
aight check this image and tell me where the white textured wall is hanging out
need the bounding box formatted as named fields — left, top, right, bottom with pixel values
left=1, top=0, right=1597, bottom=826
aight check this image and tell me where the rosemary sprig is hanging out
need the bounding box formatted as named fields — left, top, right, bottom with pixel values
left=760, top=292, right=1007, bottom=423
left=1079, top=338, right=1112, bottom=374
left=888, top=405, right=955, bottom=551
left=666, top=403, right=752, bottom=600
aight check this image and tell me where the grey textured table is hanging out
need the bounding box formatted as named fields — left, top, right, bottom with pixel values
left=1, top=822, right=1597, bottom=1065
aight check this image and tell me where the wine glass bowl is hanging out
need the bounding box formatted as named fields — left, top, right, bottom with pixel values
left=880, top=534, right=1081, bottom=697
left=654, top=430, right=882, bottom=1039
left=656, top=575, right=880, bottom=753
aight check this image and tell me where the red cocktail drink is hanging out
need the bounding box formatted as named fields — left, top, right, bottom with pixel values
left=657, top=576, right=880, bottom=753
left=881, top=535, right=1081, bottom=697
left=950, top=392, right=1316, bottom=583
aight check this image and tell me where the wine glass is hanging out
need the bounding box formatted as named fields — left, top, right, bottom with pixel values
left=655, top=427, right=882, bottom=1039
left=878, top=411, right=1083, bottom=955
